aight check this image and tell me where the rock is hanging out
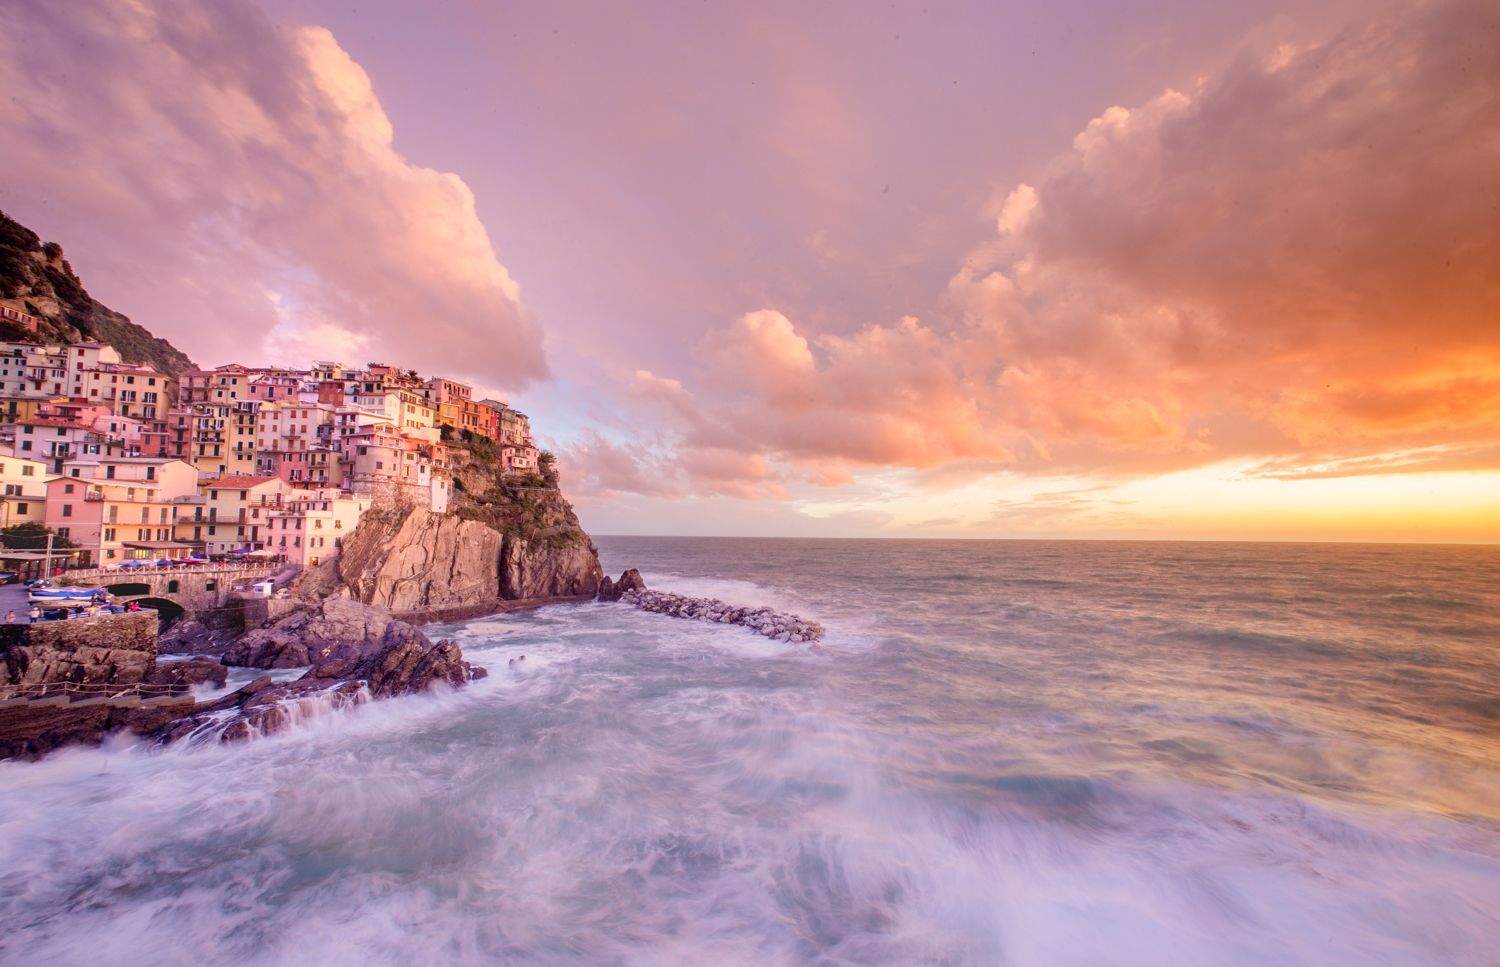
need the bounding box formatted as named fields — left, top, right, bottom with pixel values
left=223, top=596, right=393, bottom=669
left=149, top=619, right=481, bottom=746
left=616, top=569, right=646, bottom=594
left=596, top=574, right=617, bottom=602
left=500, top=536, right=603, bottom=599
left=621, top=588, right=823, bottom=643
left=145, top=660, right=228, bottom=690
left=334, top=508, right=605, bottom=615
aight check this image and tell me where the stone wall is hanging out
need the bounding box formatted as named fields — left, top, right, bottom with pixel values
left=0, top=611, right=158, bottom=689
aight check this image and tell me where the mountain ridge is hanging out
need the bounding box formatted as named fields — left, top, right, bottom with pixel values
left=0, top=210, right=196, bottom=377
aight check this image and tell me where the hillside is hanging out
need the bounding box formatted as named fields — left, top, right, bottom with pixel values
left=0, top=210, right=196, bottom=377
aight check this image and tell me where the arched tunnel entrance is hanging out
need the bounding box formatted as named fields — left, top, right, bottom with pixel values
left=135, top=597, right=186, bottom=631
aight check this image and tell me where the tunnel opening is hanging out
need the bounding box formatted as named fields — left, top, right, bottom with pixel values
left=134, top=597, right=186, bottom=631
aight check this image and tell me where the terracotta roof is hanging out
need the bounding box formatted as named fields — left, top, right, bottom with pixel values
left=202, top=474, right=279, bottom=489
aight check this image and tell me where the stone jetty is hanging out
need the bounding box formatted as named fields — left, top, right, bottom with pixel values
left=621, top=588, right=823, bottom=643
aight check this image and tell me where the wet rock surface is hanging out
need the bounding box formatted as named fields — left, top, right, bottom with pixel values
left=595, top=568, right=645, bottom=603
left=154, top=610, right=482, bottom=746
left=621, top=588, right=824, bottom=643
left=145, top=660, right=228, bottom=690
left=222, top=596, right=396, bottom=669
left=157, top=619, right=239, bottom=657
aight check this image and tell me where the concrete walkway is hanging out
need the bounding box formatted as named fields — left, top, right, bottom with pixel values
left=0, top=580, right=32, bottom=624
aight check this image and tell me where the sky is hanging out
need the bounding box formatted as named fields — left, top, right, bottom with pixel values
left=0, top=0, right=1495, bottom=541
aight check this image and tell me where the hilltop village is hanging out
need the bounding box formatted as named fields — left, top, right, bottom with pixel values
left=0, top=325, right=543, bottom=573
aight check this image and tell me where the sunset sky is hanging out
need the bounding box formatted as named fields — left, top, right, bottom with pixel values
left=1, top=0, right=1495, bottom=541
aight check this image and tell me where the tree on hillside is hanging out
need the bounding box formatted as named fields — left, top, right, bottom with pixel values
left=1, top=521, right=78, bottom=549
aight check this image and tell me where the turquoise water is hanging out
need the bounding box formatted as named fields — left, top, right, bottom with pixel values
left=1, top=538, right=1497, bottom=965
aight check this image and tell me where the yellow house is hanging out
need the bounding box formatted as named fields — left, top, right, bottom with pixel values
left=0, top=452, right=56, bottom=529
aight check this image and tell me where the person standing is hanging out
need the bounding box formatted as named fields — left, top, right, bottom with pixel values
left=29, top=606, right=40, bottom=623
left=5, top=611, right=12, bottom=623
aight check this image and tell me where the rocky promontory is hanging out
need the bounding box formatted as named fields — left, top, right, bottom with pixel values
left=301, top=442, right=606, bottom=619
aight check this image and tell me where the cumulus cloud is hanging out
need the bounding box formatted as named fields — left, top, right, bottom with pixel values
left=0, top=0, right=546, bottom=387
left=595, top=0, right=1499, bottom=498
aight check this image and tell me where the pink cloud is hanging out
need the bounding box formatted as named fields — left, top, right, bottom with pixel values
left=0, top=0, right=546, bottom=389
left=595, top=0, right=1499, bottom=497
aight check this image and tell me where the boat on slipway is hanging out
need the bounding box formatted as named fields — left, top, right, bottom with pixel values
left=27, top=585, right=111, bottom=607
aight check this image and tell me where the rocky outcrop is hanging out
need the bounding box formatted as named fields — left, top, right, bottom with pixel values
left=144, top=659, right=228, bottom=690
left=223, top=595, right=398, bottom=668
left=336, top=511, right=507, bottom=613
left=162, top=609, right=482, bottom=745
left=157, top=618, right=240, bottom=657
left=330, top=507, right=603, bottom=616
left=0, top=599, right=482, bottom=759
left=622, top=588, right=824, bottom=643
left=500, top=535, right=604, bottom=599
left=596, top=568, right=645, bottom=603
left=0, top=611, right=158, bottom=693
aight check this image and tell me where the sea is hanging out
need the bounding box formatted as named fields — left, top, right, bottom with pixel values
left=1, top=538, right=1498, bottom=966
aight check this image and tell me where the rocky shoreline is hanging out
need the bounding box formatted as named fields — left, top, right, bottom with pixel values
left=0, top=595, right=483, bottom=759
left=619, top=587, right=824, bottom=643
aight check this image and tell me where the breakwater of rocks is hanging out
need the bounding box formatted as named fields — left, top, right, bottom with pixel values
left=621, top=589, right=823, bottom=642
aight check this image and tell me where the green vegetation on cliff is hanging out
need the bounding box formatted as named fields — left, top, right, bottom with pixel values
left=443, top=442, right=586, bottom=549
left=0, top=210, right=196, bottom=377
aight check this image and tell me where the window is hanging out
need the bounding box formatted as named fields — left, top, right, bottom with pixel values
left=61, top=505, right=72, bottom=517
left=64, top=483, right=74, bottom=494
left=15, top=503, right=26, bottom=515
left=207, top=525, right=216, bottom=535
left=205, top=581, right=216, bottom=591
left=106, top=465, right=115, bottom=479
left=146, top=466, right=155, bottom=480
left=140, top=508, right=149, bottom=523
left=168, top=580, right=179, bottom=593
left=104, top=527, right=115, bottom=541
left=20, top=442, right=29, bottom=451
left=21, top=466, right=32, bottom=476
left=56, top=527, right=68, bottom=538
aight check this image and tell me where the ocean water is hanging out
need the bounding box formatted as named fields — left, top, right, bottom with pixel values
left=1, top=538, right=1498, bottom=966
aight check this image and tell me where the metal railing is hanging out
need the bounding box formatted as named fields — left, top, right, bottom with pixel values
left=0, top=680, right=201, bottom=705
left=62, top=563, right=281, bottom=580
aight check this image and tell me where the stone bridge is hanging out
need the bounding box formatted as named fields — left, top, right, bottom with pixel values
left=63, top=565, right=284, bottom=624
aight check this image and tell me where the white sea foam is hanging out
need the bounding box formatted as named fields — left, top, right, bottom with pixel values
left=2, top=539, right=1498, bottom=965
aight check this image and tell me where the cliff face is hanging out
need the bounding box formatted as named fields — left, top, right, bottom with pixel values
left=0, top=210, right=196, bottom=376
left=328, top=501, right=604, bottom=617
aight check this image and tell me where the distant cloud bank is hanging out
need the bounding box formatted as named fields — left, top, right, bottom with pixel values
left=563, top=0, right=1500, bottom=499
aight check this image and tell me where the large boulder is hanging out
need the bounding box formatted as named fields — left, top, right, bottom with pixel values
left=222, top=596, right=393, bottom=668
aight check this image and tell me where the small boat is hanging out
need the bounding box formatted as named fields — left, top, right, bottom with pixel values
left=28, top=586, right=110, bottom=606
